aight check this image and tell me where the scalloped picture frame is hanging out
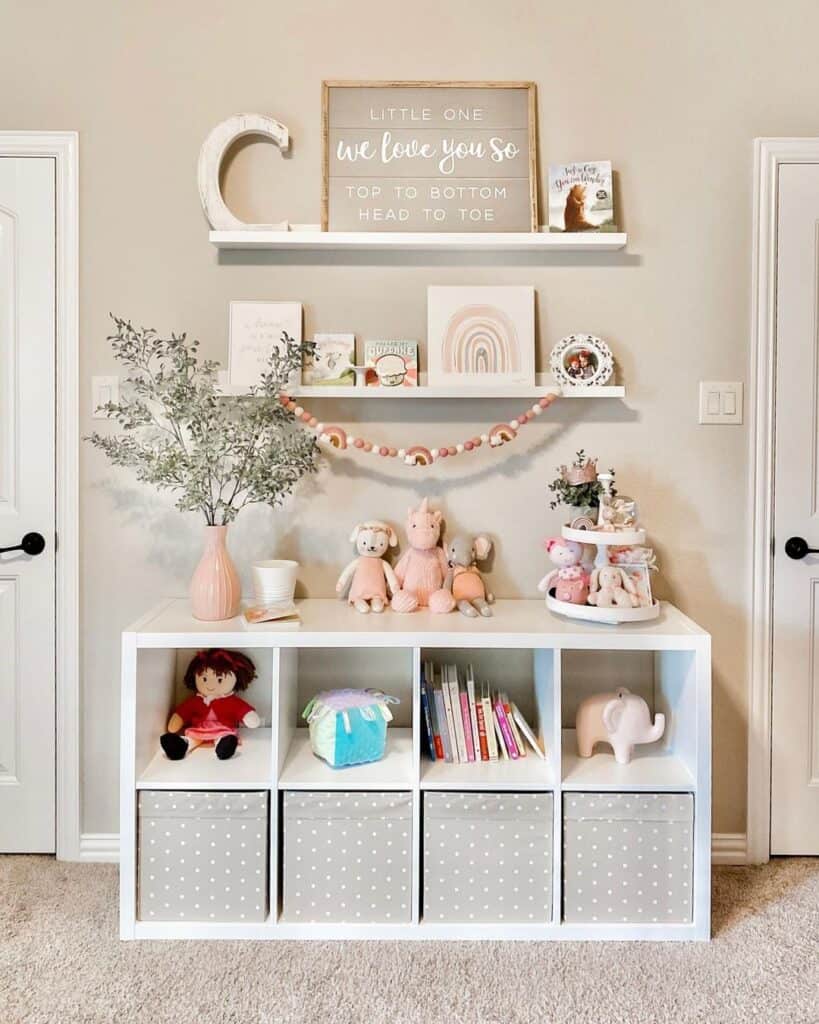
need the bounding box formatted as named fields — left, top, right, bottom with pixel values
left=550, top=334, right=613, bottom=388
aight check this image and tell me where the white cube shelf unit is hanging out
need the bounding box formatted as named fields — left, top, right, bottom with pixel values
left=120, top=598, right=710, bottom=941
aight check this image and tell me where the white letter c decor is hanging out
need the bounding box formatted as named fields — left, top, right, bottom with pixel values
left=198, top=113, right=290, bottom=230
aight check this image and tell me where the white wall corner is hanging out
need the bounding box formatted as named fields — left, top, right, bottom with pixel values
left=78, top=832, right=747, bottom=866
left=79, top=833, right=120, bottom=863
left=711, top=832, right=748, bottom=865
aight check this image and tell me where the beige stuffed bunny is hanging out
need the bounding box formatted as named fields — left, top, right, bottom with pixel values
left=588, top=565, right=638, bottom=609
left=336, top=521, right=399, bottom=614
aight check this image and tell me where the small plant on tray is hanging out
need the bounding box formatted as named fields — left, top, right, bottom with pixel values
left=548, top=450, right=614, bottom=512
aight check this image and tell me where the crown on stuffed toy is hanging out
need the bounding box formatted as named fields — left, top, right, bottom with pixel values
left=560, top=458, right=598, bottom=486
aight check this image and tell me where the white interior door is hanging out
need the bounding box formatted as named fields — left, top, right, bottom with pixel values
left=0, top=157, right=56, bottom=852
left=771, top=161, right=819, bottom=854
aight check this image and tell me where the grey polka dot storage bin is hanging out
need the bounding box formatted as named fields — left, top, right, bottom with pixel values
left=282, top=791, right=412, bottom=923
left=423, top=792, right=553, bottom=924
left=562, top=792, right=694, bottom=924
left=138, top=791, right=268, bottom=923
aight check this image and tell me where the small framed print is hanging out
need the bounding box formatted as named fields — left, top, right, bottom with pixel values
left=621, top=563, right=653, bottom=608
left=549, top=333, right=613, bottom=389
left=427, top=285, right=535, bottom=388
left=228, top=301, right=302, bottom=387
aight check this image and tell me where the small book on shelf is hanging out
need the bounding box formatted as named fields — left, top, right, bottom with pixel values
left=419, top=663, right=436, bottom=761
left=447, top=665, right=469, bottom=763
left=511, top=702, right=546, bottom=760
left=467, top=666, right=489, bottom=762
left=481, top=682, right=498, bottom=762
left=493, top=696, right=520, bottom=760
left=440, top=665, right=459, bottom=763
left=501, top=690, right=527, bottom=758
left=459, top=674, right=475, bottom=763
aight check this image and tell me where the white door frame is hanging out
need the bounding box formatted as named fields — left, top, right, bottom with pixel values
left=747, top=137, right=819, bottom=863
left=0, top=132, right=80, bottom=859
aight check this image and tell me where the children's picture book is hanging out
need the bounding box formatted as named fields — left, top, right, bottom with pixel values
left=548, top=161, right=615, bottom=233
left=302, top=333, right=356, bottom=386
left=363, top=340, right=418, bottom=388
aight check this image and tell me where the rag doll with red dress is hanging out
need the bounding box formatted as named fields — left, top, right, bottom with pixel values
left=160, top=649, right=259, bottom=761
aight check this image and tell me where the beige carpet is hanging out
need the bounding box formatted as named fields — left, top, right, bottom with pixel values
left=0, top=857, right=817, bottom=1024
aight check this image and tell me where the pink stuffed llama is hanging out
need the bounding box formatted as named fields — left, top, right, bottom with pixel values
left=391, top=498, right=456, bottom=614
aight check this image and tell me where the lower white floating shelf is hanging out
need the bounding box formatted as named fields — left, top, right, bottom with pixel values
left=216, top=371, right=624, bottom=401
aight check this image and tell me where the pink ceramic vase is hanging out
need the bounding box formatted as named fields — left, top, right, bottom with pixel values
left=190, top=525, right=241, bottom=621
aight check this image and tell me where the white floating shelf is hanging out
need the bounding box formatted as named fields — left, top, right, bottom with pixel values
left=216, top=371, right=624, bottom=401
left=278, top=729, right=414, bottom=790
left=137, top=728, right=272, bottom=790
left=210, top=229, right=627, bottom=253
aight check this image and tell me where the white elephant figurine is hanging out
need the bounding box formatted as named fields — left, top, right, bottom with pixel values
left=575, top=687, right=665, bottom=765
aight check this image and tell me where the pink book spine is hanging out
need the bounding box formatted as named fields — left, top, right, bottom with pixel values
left=459, top=692, right=475, bottom=761
left=494, top=700, right=520, bottom=759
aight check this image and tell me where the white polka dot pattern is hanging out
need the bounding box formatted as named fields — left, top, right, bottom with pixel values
left=562, top=793, right=694, bottom=924
left=423, top=792, right=553, bottom=924
left=137, top=791, right=268, bottom=923
left=282, top=791, right=412, bottom=924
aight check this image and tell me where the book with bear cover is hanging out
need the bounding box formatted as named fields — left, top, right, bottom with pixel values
left=548, top=161, right=615, bottom=233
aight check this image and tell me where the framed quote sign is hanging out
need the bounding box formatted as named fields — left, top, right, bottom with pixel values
left=322, top=81, right=538, bottom=233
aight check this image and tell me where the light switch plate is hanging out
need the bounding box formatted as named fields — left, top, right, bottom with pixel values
left=91, top=375, right=119, bottom=419
left=699, top=381, right=743, bottom=424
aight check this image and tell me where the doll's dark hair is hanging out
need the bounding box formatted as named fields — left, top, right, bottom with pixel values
left=183, top=649, right=256, bottom=692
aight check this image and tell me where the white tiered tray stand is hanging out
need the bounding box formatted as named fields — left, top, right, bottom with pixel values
left=120, top=597, right=710, bottom=942
left=546, top=525, right=661, bottom=625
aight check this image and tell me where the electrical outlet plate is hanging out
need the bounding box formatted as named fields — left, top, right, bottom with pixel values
left=698, top=381, right=743, bottom=425
left=91, top=375, right=119, bottom=419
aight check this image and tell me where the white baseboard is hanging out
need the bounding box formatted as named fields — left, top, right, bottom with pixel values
left=77, top=831, right=748, bottom=866
left=711, top=832, right=748, bottom=865
left=78, top=832, right=120, bottom=863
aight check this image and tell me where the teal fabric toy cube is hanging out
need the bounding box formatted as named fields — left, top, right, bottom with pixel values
left=302, top=689, right=399, bottom=768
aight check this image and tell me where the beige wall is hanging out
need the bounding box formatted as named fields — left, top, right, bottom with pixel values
left=6, top=0, right=814, bottom=837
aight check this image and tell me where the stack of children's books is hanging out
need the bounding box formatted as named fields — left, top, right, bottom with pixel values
left=420, top=662, right=546, bottom=763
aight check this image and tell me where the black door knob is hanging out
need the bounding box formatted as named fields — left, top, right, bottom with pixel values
left=785, top=536, right=819, bottom=560
left=0, top=532, right=46, bottom=556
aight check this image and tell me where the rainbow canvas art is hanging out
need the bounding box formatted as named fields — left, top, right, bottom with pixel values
left=427, top=286, right=535, bottom=388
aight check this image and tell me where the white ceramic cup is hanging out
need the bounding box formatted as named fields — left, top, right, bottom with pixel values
left=251, top=560, right=299, bottom=605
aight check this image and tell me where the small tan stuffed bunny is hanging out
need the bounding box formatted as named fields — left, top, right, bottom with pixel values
left=587, top=565, right=638, bottom=609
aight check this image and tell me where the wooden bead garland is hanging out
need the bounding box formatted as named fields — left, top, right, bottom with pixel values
left=278, top=391, right=559, bottom=468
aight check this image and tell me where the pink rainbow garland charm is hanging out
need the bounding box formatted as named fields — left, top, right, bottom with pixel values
left=278, top=392, right=559, bottom=469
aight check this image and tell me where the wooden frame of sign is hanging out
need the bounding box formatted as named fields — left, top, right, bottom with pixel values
left=322, top=81, right=538, bottom=233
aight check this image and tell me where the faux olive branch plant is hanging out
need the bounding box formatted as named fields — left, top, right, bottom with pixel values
left=548, top=449, right=615, bottom=511
left=87, top=316, right=319, bottom=526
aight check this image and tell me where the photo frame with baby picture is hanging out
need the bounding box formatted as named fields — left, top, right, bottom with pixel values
left=549, top=333, right=613, bottom=389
